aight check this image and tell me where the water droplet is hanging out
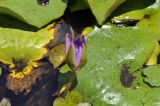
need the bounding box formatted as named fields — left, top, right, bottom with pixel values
left=37, top=0, right=49, bottom=6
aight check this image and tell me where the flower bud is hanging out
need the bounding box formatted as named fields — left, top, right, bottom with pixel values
left=65, top=34, right=87, bottom=71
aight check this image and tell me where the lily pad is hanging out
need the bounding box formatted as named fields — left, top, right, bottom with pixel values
left=75, top=26, right=156, bottom=105
left=143, top=65, right=160, bottom=87
left=70, top=0, right=88, bottom=12
left=0, top=0, right=67, bottom=27
left=145, top=42, right=160, bottom=65
left=54, top=90, right=83, bottom=106
left=85, top=0, right=126, bottom=25
left=141, top=89, right=160, bottom=106
left=111, top=0, right=160, bottom=39
left=0, top=24, right=54, bottom=69
left=111, top=0, right=156, bottom=17
left=48, top=44, right=66, bottom=68
left=0, top=14, right=38, bottom=31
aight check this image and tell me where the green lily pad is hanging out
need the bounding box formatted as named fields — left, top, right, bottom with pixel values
left=75, top=26, right=156, bottom=105
left=0, top=25, right=53, bottom=68
left=53, top=90, right=83, bottom=106
left=110, top=0, right=156, bottom=17
left=70, top=0, right=88, bottom=12
left=111, top=0, right=160, bottom=40
left=48, top=44, right=66, bottom=68
left=85, top=0, right=126, bottom=25
left=143, top=65, right=160, bottom=87
left=0, top=0, right=67, bottom=27
left=60, top=64, right=71, bottom=74
left=0, top=14, right=38, bottom=31
left=141, top=89, right=160, bottom=106
left=145, top=42, right=160, bottom=65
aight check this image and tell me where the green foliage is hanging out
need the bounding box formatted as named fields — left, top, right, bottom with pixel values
left=0, top=0, right=67, bottom=27
left=54, top=90, right=83, bottom=106
left=111, top=0, right=156, bottom=17
left=70, top=0, right=88, bottom=12
left=111, top=0, right=160, bottom=40
left=0, top=25, right=53, bottom=68
left=0, top=14, right=38, bottom=31
left=143, top=65, right=160, bottom=87
left=86, top=0, right=126, bottom=25
left=49, top=44, right=66, bottom=68
left=75, top=26, right=157, bottom=105
left=141, top=89, right=160, bottom=106
left=1, top=0, right=160, bottom=105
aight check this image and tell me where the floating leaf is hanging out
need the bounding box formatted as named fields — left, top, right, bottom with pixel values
left=0, top=0, right=67, bottom=27
left=141, top=88, right=160, bottom=106
left=86, top=0, right=126, bottom=25
left=60, top=64, right=71, bottom=74
left=54, top=90, right=83, bottom=106
left=143, top=65, right=160, bottom=87
left=75, top=26, right=156, bottom=105
left=0, top=14, right=38, bottom=31
left=110, top=0, right=156, bottom=18
left=146, top=42, right=160, bottom=65
left=49, top=44, right=66, bottom=68
left=70, top=0, right=88, bottom=12
left=0, top=24, right=54, bottom=72
left=111, top=0, right=160, bottom=39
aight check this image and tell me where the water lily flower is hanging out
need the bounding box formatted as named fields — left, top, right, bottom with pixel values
left=65, top=33, right=87, bottom=71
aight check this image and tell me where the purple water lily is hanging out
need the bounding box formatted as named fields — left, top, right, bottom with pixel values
left=65, top=33, right=87, bottom=71
left=65, top=33, right=72, bottom=54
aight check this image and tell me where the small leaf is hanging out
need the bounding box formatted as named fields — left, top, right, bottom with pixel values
left=143, top=65, right=160, bottom=87
left=53, top=90, right=83, bottom=106
left=70, top=0, right=88, bottom=12
left=48, top=44, right=66, bottom=68
left=60, top=64, right=71, bottom=74
left=86, top=0, right=126, bottom=25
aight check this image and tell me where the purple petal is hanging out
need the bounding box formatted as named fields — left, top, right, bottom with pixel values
left=74, top=44, right=83, bottom=68
left=73, top=36, right=86, bottom=68
left=74, top=36, right=86, bottom=47
left=65, top=33, right=72, bottom=54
